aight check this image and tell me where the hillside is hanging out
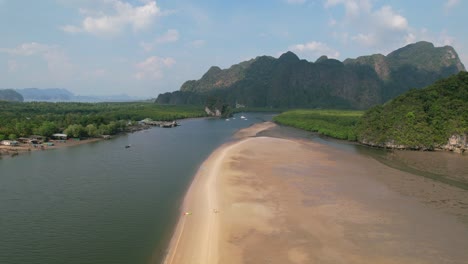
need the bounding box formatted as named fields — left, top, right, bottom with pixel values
left=156, top=42, right=465, bottom=110
left=344, top=41, right=466, bottom=101
left=16, top=88, right=73, bottom=101
left=0, top=89, right=24, bottom=102
left=357, top=71, right=468, bottom=152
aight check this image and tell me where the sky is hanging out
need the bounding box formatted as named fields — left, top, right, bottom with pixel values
left=0, top=0, right=467, bottom=98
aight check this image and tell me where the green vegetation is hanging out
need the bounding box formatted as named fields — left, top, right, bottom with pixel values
left=357, top=71, right=468, bottom=149
left=231, top=107, right=286, bottom=113
left=0, top=102, right=205, bottom=139
left=274, top=109, right=363, bottom=140
left=274, top=72, right=467, bottom=150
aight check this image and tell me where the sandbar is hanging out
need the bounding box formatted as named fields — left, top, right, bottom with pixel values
left=163, top=123, right=468, bottom=264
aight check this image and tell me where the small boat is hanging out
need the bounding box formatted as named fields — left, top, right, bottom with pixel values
left=125, top=145, right=131, bottom=148
left=240, top=115, right=246, bottom=119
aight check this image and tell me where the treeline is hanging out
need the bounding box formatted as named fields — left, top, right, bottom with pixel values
left=0, top=102, right=205, bottom=140
left=273, top=109, right=363, bottom=140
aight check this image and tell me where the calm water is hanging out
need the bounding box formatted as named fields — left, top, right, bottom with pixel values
left=2, top=114, right=467, bottom=264
left=0, top=113, right=274, bottom=264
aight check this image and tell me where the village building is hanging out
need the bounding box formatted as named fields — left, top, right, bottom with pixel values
left=30, top=135, right=44, bottom=141
left=1, top=140, right=19, bottom=146
left=52, top=133, right=68, bottom=140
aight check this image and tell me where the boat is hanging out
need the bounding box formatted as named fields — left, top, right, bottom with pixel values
left=125, top=145, right=131, bottom=148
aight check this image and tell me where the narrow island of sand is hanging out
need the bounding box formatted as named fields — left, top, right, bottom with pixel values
left=163, top=122, right=468, bottom=264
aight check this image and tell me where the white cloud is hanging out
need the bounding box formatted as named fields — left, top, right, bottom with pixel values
left=134, top=56, right=175, bottom=80
left=324, top=0, right=372, bottom=18
left=286, top=0, right=306, bottom=4
left=325, top=1, right=413, bottom=52
left=289, top=41, right=340, bottom=59
left=156, top=29, right=180, bottom=44
left=140, top=29, right=180, bottom=52
left=372, top=6, right=408, bottom=31
left=444, top=0, right=460, bottom=11
left=61, top=0, right=161, bottom=35
left=352, top=33, right=376, bottom=46
left=140, top=42, right=154, bottom=52
left=0, top=42, right=74, bottom=77
left=0, top=42, right=52, bottom=56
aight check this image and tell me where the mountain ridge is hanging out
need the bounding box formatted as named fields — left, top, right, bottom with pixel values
left=156, top=41, right=465, bottom=110
left=15, top=88, right=144, bottom=102
left=0, top=89, right=24, bottom=102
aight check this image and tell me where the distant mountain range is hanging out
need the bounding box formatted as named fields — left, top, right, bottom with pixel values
left=13, top=88, right=144, bottom=102
left=156, top=41, right=466, bottom=109
left=0, top=89, right=23, bottom=102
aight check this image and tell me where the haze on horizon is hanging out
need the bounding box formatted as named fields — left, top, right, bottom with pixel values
left=1, top=0, right=467, bottom=98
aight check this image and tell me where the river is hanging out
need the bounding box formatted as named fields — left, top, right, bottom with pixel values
left=1, top=114, right=467, bottom=264
left=0, top=113, right=274, bottom=264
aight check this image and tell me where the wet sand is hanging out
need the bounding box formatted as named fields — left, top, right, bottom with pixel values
left=163, top=123, right=468, bottom=264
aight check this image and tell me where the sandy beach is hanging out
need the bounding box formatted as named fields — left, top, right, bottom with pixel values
left=163, top=122, right=468, bottom=264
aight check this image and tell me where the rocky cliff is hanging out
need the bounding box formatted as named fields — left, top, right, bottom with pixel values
left=156, top=41, right=465, bottom=110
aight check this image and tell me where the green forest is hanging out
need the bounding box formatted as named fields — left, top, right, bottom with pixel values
left=0, top=102, right=205, bottom=140
left=273, top=109, right=363, bottom=140
left=357, top=71, right=468, bottom=149
left=275, top=72, right=468, bottom=150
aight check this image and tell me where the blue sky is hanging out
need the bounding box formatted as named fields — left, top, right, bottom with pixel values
left=0, top=0, right=467, bottom=97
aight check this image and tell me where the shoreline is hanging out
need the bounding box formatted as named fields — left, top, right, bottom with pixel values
left=0, top=117, right=206, bottom=159
left=162, top=122, right=468, bottom=264
left=162, top=122, right=276, bottom=264
left=0, top=138, right=103, bottom=158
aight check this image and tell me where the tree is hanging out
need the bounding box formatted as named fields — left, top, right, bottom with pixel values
left=85, top=124, right=99, bottom=137
left=35, top=121, right=58, bottom=137
left=15, top=121, right=32, bottom=137
left=8, top=134, right=17, bottom=140
left=98, top=124, right=111, bottom=135
left=64, top=124, right=85, bottom=138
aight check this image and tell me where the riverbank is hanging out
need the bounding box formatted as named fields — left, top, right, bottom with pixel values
left=0, top=138, right=103, bottom=158
left=274, top=109, right=468, bottom=154
left=163, top=122, right=468, bottom=264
